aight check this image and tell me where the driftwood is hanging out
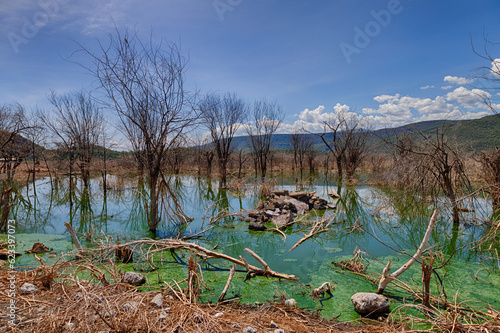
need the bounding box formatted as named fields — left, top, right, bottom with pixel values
left=288, top=219, right=332, bottom=252
left=92, top=239, right=298, bottom=281
left=312, top=282, right=334, bottom=298
left=218, top=264, right=236, bottom=303
left=377, top=209, right=438, bottom=294
left=64, top=222, right=83, bottom=253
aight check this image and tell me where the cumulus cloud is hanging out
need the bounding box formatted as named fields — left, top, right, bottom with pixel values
left=441, top=85, right=453, bottom=90
left=445, top=87, right=491, bottom=108
left=420, top=85, right=435, bottom=90
left=492, top=59, right=500, bottom=77
left=443, top=75, right=474, bottom=85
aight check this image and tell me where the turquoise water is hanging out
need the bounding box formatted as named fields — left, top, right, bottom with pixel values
left=9, top=173, right=500, bottom=321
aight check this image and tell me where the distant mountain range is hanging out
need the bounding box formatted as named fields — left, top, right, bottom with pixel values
left=230, top=114, right=500, bottom=153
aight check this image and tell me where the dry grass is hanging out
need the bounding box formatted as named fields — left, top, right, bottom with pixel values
left=0, top=266, right=406, bottom=333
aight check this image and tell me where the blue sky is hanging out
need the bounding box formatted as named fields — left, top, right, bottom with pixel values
left=1, top=0, right=500, bottom=136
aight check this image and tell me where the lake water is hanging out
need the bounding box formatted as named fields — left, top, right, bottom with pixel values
left=10, top=173, right=500, bottom=321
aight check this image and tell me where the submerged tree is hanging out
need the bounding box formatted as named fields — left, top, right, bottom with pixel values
left=384, top=127, right=472, bottom=224
left=46, top=91, right=103, bottom=190
left=312, top=109, right=369, bottom=181
left=200, top=92, right=246, bottom=186
left=0, top=103, right=32, bottom=182
left=290, top=131, right=313, bottom=178
left=77, top=29, right=198, bottom=232
left=480, top=148, right=500, bottom=220
left=0, top=103, right=31, bottom=231
left=245, top=99, right=284, bottom=180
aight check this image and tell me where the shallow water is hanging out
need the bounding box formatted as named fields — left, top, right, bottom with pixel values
left=9, top=173, right=500, bottom=321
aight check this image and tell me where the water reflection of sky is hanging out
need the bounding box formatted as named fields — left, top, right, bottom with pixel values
left=14, top=175, right=495, bottom=267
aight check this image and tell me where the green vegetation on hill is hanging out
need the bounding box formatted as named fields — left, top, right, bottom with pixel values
left=229, top=114, right=500, bottom=153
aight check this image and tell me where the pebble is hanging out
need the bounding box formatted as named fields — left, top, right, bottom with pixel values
left=20, top=283, right=38, bottom=294
left=151, top=293, right=163, bottom=307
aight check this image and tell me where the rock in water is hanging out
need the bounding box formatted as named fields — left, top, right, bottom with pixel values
left=248, top=222, right=266, bottom=231
left=20, top=283, right=38, bottom=294
left=328, top=189, right=340, bottom=198
left=351, top=292, right=390, bottom=315
left=25, top=242, right=50, bottom=254
left=122, top=271, right=146, bottom=286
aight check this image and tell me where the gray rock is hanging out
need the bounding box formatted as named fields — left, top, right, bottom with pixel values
left=265, top=209, right=279, bottom=217
left=274, top=330, right=285, bottom=333
left=159, top=310, right=168, bottom=320
left=243, top=327, right=257, bottom=333
left=151, top=293, right=163, bottom=307
left=289, top=191, right=309, bottom=199
left=271, top=190, right=289, bottom=197
left=270, top=320, right=278, bottom=328
left=326, top=203, right=337, bottom=210
left=248, top=210, right=260, bottom=218
left=121, top=301, right=140, bottom=312
left=248, top=222, right=266, bottom=231
left=20, top=283, right=38, bottom=294
left=284, top=198, right=309, bottom=215
left=351, top=292, right=390, bottom=315
left=123, top=271, right=146, bottom=286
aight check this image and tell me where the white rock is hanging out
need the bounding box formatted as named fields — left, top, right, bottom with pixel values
left=20, top=283, right=38, bottom=294
left=151, top=293, right=163, bottom=307
left=284, top=298, right=297, bottom=307
left=351, top=292, right=390, bottom=315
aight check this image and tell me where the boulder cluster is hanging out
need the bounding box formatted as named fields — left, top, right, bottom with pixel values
left=243, top=190, right=336, bottom=231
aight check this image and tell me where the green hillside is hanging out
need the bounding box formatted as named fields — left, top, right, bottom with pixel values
left=229, top=114, right=500, bottom=153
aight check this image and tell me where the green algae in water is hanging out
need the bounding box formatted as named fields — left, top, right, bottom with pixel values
left=13, top=233, right=73, bottom=267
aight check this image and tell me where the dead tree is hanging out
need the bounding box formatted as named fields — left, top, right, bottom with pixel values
left=290, top=131, right=313, bottom=178
left=310, top=110, right=369, bottom=181
left=76, top=28, right=198, bottom=232
left=481, top=148, right=500, bottom=220
left=200, top=93, right=246, bottom=186
left=245, top=99, right=283, bottom=180
left=472, top=38, right=500, bottom=115
left=0, top=104, right=31, bottom=182
left=384, top=126, right=472, bottom=224
left=45, top=91, right=103, bottom=190
left=0, top=103, right=31, bottom=231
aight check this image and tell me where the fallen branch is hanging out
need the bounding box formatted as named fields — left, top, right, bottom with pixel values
left=65, top=222, right=83, bottom=253
left=91, top=239, right=298, bottom=281
left=288, top=219, right=332, bottom=252
left=377, top=209, right=438, bottom=294
left=218, top=264, right=236, bottom=303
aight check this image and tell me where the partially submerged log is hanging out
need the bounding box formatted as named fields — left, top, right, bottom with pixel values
left=377, top=209, right=438, bottom=294
left=98, top=239, right=299, bottom=281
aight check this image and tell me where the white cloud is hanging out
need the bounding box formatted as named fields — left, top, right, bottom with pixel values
left=420, top=85, right=435, bottom=90
left=492, top=59, right=500, bottom=78
left=441, top=85, right=453, bottom=90
left=443, top=75, right=474, bottom=85
left=445, top=87, right=491, bottom=108
left=373, top=94, right=400, bottom=103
